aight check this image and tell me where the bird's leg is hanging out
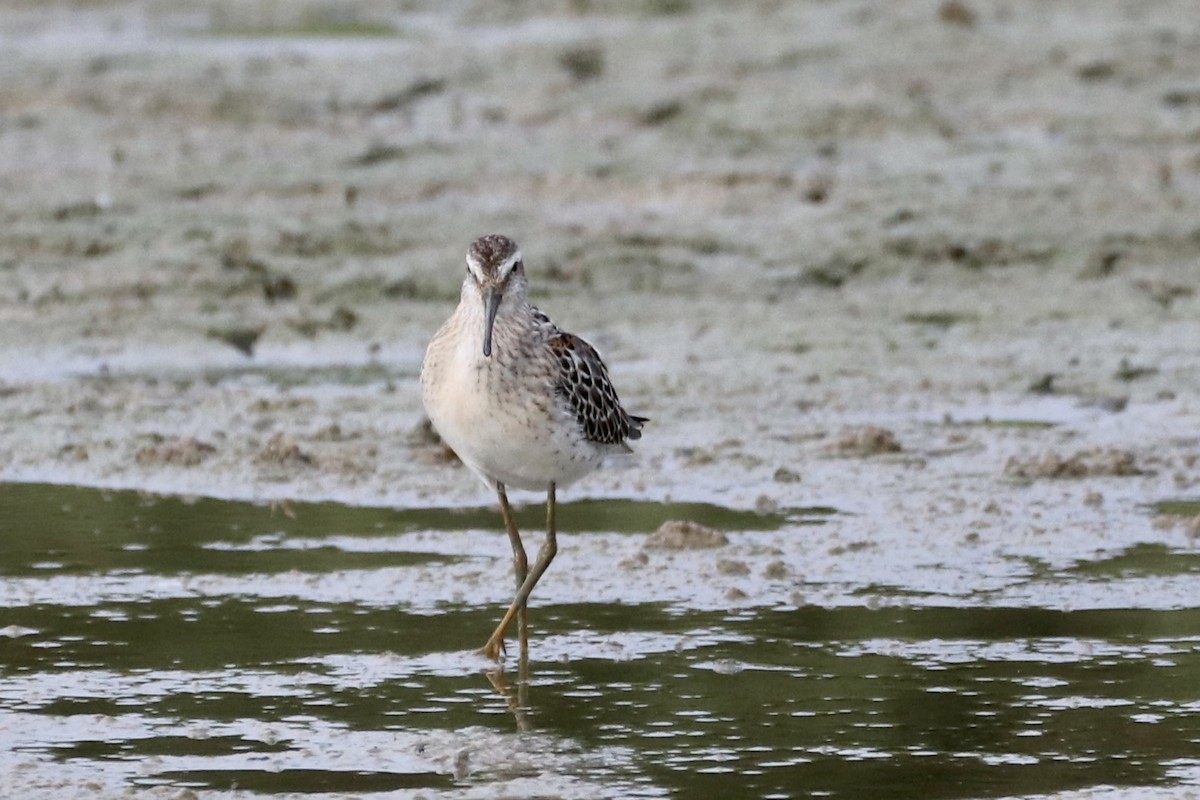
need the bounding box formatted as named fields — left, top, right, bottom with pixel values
left=483, top=483, right=559, bottom=660
left=517, top=643, right=530, bottom=709
left=497, top=483, right=528, bottom=656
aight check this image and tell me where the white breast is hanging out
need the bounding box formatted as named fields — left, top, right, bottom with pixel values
left=420, top=307, right=603, bottom=492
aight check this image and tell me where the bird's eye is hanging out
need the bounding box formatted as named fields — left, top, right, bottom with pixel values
left=514, top=260, right=524, bottom=274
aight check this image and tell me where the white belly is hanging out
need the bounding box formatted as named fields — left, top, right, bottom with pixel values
left=421, top=323, right=602, bottom=491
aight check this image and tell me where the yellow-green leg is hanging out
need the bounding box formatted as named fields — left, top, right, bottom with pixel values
left=484, top=483, right=558, bottom=660
left=485, top=483, right=528, bottom=659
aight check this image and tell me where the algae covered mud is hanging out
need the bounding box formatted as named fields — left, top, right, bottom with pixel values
left=3, top=0, right=1200, bottom=797
left=3, top=483, right=1200, bottom=799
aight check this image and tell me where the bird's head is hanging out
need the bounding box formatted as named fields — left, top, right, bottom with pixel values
left=464, top=234, right=527, bottom=358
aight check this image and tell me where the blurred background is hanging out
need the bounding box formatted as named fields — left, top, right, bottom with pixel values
left=2, top=2, right=1199, bottom=798
left=1, top=0, right=1197, bottom=503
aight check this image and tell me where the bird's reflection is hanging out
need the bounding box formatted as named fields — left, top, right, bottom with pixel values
left=485, top=647, right=532, bottom=732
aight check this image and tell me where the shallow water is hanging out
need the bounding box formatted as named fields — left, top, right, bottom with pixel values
left=2, top=483, right=1199, bottom=798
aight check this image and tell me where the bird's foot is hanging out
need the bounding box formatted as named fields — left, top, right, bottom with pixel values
left=481, top=634, right=506, bottom=661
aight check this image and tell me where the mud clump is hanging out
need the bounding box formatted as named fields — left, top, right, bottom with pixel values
left=135, top=437, right=216, bottom=467
left=645, top=520, right=729, bottom=550
left=257, top=432, right=313, bottom=466
left=938, top=0, right=976, bottom=26
left=557, top=44, right=605, bottom=82
left=1154, top=515, right=1200, bottom=541
left=754, top=494, right=779, bottom=514
left=288, top=306, right=359, bottom=338
left=408, top=417, right=459, bottom=466
left=1004, top=448, right=1144, bottom=479
left=763, top=560, right=790, bottom=579
left=829, top=425, right=902, bottom=456
left=207, top=325, right=266, bottom=357
left=717, top=559, right=750, bottom=576
left=773, top=467, right=802, bottom=483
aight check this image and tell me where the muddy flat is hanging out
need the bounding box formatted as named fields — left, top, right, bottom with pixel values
left=1, top=2, right=1199, bottom=798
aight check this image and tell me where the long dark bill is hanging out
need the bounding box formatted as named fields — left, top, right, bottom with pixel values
left=482, top=287, right=502, bottom=358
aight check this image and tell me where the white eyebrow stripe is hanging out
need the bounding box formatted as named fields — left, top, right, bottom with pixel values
left=464, top=247, right=522, bottom=282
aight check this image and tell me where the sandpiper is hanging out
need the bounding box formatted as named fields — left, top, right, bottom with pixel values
left=420, top=234, right=646, bottom=660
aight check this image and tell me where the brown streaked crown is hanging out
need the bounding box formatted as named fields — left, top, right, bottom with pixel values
left=467, top=234, right=522, bottom=282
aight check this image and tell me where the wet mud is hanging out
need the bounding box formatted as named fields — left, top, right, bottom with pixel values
left=2, top=2, right=1200, bottom=797
left=3, top=484, right=1200, bottom=799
